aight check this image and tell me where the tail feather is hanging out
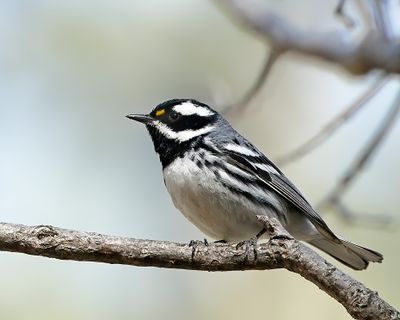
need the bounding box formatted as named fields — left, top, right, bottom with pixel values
left=308, top=238, right=383, bottom=270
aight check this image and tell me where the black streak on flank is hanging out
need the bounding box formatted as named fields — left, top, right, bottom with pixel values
left=196, top=160, right=204, bottom=169
left=221, top=183, right=280, bottom=215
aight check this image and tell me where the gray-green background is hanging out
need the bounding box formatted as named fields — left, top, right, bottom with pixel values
left=0, top=1, right=398, bottom=319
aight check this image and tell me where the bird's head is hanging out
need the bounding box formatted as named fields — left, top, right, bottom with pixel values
left=127, top=99, right=219, bottom=166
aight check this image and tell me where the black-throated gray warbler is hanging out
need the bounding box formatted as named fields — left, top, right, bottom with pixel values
left=127, top=99, right=383, bottom=270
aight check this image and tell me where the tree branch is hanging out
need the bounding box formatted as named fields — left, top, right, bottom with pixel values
left=0, top=219, right=398, bottom=319
left=335, top=0, right=355, bottom=29
left=221, top=0, right=400, bottom=74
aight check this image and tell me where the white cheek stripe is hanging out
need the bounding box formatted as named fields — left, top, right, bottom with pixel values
left=173, top=101, right=214, bottom=117
left=154, top=121, right=215, bottom=142
left=224, top=143, right=260, bottom=157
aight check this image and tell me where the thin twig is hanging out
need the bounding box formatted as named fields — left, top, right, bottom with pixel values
left=335, top=0, right=355, bottom=28
left=370, top=0, right=387, bottom=35
left=221, top=48, right=281, bottom=115
left=221, top=0, right=400, bottom=74
left=370, top=0, right=393, bottom=39
left=276, top=74, right=391, bottom=166
left=318, top=87, right=400, bottom=219
left=375, top=0, right=394, bottom=40
left=323, top=200, right=395, bottom=227
left=0, top=219, right=398, bottom=320
left=357, top=0, right=393, bottom=39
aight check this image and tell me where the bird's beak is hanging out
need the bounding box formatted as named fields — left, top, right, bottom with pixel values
left=126, top=113, right=153, bottom=124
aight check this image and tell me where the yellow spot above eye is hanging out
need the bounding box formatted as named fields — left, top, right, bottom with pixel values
left=155, top=109, right=165, bottom=117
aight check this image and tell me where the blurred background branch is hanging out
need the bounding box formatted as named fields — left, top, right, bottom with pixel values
left=0, top=219, right=398, bottom=320
left=318, top=87, right=400, bottom=224
left=1, top=1, right=399, bottom=319
left=221, top=0, right=400, bottom=74
left=335, top=0, right=355, bottom=28
left=219, top=0, right=400, bottom=226
left=221, top=48, right=281, bottom=114
left=276, top=73, right=391, bottom=166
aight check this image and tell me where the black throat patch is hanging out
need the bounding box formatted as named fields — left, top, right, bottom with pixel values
left=146, top=125, right=204, bottom=168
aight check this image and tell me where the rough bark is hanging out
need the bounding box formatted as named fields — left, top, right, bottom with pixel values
left=0, top=217, right=398, bottom=320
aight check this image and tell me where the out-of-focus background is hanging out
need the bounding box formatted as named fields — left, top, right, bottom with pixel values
left=0, top=1, right=399, bottom=319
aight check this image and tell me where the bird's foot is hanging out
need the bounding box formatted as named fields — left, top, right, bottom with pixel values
left=235, top=236, right=258, bottom=250
left=188, top=239, right=208, bottom=260
left=236, top=236, right=259, bottom=262
left=189, top=238, right=208, bottom=247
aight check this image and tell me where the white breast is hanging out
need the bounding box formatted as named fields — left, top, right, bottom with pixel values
left=162, top=151, right=282, bottom=241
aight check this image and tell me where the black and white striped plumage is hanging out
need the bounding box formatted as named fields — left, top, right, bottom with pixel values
left=127, top=99, right=383, bottom=270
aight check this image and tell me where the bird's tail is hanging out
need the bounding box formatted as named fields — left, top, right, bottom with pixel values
left=307, top=237, right=383, bottom=270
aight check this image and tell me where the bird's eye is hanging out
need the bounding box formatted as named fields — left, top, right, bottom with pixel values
left=169, top=111, right=180, bottom=121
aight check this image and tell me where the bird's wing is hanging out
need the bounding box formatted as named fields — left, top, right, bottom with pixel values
left=213, top=140, right=339, bottom=241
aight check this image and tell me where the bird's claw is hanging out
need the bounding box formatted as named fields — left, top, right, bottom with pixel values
left=235, top=236, right=259, bottom=262
left=188, top=239, right=208, bottom=260
left=189, top=239, right=208, bottom=247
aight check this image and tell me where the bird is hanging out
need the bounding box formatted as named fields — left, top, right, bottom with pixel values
left=126, top=99, right=383, bottom=270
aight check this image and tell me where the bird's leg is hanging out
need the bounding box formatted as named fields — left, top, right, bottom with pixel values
left=256, top=227, right=267, bottom=239
left=235, top=227, right=265, bottom=249
left=235, top=229, right=265, bottom=263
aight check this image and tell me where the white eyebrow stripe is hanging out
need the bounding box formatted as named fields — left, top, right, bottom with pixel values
left=224, top=143, right=260, bottom=157
left=154, top=121, right=215, bottom=142
left=173, top=101, right=214, bottom=117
